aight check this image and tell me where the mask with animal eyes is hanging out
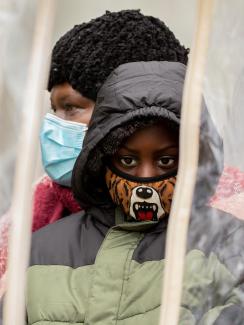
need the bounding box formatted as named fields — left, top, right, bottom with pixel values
left=105, top=166, right=177, bottom=222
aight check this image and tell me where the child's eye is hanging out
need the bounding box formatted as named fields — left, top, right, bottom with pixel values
left=158, top=156, right=176, bottom=168
left=119, top=156, right=137, bottom=167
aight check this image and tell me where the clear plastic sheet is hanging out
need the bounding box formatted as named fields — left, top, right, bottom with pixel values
left=185, top=1, right=244, bottom=323
left=0, top=0, right=37, bottom=217
left=1, top=1, right=243, bottom=322
left=0, top=0, right=38, bottom=280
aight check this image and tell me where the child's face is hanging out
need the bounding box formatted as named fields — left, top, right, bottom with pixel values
left=50, top=82, right=95, bottom=124
left=111, top=121, right=179, bottom=178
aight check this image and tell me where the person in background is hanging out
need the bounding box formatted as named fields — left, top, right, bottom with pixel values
left=0, top=9, right=188, bottom=281
left=34, top=9, right=189, bottom=231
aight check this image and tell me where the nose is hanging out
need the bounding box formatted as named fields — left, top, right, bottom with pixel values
left=136, top=187, right=153, bottom=199
left=136, top=163, right=158, bottom=178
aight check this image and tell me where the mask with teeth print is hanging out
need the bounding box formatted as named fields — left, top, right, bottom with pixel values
left=105, top=167, right=177, bottom=222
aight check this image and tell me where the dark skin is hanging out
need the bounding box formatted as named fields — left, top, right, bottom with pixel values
left=112, top=121, right=179, bottom=178
left=50, top=82, right=95, bottom=123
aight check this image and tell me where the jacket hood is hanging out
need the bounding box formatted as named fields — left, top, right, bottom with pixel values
left=72, top=61, right=185, bottom=208
left=72, top=61, right=223, bottom=211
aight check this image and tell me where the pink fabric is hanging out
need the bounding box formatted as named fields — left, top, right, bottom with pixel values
left=0, top=212, right=11, bottom=281
left=0, top=176, right=81, bottom=282
left=209, top=165, right=244, bottom=220
left=32, top=176, right=81, bottom=231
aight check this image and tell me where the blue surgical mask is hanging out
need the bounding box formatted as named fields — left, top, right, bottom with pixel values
left=40, top=113, right=87, bottom=187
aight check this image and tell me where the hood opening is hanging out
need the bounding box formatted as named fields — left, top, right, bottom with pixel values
left=71, top=61, right=223, bottom=214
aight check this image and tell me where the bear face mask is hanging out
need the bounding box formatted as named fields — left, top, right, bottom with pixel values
left=105, top=167, right=177, bottom=222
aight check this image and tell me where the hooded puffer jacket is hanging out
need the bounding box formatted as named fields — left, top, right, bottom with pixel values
left=26, top=62, right=244, bottom=325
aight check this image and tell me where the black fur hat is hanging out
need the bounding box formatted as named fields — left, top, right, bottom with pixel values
left=48, top=10, right=189, bottom=100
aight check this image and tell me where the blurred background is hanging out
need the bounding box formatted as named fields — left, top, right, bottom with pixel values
left=53, top=0, right=196, bottom=46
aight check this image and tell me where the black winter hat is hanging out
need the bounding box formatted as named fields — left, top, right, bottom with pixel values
left=48, top=10, right=189, bottom=100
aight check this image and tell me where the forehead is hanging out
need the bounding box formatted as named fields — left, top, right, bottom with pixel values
left=123, top=121, right=179, bottom=148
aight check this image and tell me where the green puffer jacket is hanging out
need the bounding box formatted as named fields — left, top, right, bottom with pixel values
left=27, top=210, right=243, bottom=325
left=27, top=62, right=244, bottom=324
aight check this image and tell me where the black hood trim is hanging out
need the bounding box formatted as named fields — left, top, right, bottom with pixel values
left=86, top=106, right=180, bottom=154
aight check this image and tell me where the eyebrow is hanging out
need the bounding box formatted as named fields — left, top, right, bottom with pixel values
left=50, top=94, right=71, bottom=103
left=57, top=95, right=71, bottom=102
left=120, top=144, right=179, bottom=153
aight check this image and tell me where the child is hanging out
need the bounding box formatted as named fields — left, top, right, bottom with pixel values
left=27, top=61, right=243, bottom=324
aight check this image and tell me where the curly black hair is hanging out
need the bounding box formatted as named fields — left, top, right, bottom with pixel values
left=48, top=10, right=189, bottom=100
